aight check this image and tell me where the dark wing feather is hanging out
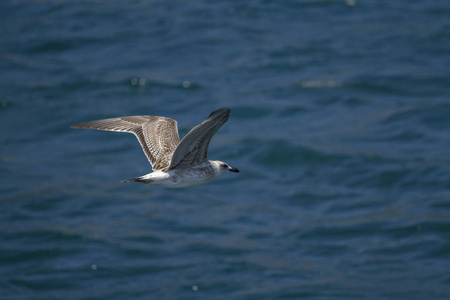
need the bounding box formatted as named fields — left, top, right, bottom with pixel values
left=168, top=108, right=230, bottom=170
left=71, top=116, right=180, bottom=171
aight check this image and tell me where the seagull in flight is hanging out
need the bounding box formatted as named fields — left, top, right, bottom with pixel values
left=71, top=108, right=239, bottom=188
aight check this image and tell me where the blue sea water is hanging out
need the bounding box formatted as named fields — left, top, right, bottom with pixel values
left=1, top=0, right=450, bottom=299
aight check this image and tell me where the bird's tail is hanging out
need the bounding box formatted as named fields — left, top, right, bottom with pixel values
left=122, top=176, right=153, bottom=183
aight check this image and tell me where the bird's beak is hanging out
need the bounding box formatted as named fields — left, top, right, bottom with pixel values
left=229, top=167, right=239, bottom=173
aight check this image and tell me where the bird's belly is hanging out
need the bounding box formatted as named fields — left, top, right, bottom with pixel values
left=156, top=168, right=216, bottom=188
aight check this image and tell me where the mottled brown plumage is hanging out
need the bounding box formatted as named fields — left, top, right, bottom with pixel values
left=72, top=115, right=180, bottom=171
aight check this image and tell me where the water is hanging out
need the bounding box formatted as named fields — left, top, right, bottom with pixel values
left=1, top=0, right=450, bottom=299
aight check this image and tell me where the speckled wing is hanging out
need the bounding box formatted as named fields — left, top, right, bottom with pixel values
left=71, top=116, right=180, bottom=171
left=168, top=108, right=230, bottom=170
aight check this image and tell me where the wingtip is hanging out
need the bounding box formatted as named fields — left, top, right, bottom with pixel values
left=71, top=122, right=90, bottom=129
left=208, top=108, right=231, bottom=119
left=71, top=124, right=91, bottom=130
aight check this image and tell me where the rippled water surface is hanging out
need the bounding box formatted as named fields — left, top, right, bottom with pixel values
left=1, top=1, right=450, bottom=299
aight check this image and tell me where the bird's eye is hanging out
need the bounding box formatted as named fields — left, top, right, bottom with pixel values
left=221, top=163, right=228, bottom=169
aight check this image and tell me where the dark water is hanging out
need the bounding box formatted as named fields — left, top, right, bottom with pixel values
left=1, top=0, right=450, bottom=299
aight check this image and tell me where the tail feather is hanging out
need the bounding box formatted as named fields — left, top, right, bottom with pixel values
left=122, top=177, right=153, bottom=183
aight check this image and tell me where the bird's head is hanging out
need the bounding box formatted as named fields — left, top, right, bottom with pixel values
left=210, top=160, right=239, bottom=177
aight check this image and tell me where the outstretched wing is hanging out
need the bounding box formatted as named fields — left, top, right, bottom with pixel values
left=168, top=108, right=230, bottom=170
left=71, top=116, right=180, bottom=171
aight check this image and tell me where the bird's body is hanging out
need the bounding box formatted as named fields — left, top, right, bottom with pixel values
left=71, top=108, right=238, bottom=188
left=126, top=161, right=225, bottom=188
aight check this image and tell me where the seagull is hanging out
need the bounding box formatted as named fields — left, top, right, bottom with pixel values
left=71, top=108, right=239, bottom=188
